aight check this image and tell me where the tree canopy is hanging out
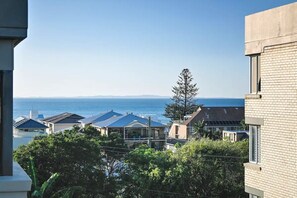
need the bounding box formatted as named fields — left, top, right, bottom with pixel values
left=14, top=126, right=127, bottom=197
left=14, top=127, right=248, bottom=197
left=120, top=139, right=248, bottom=197
left=164, top=68, right=199, bottom=121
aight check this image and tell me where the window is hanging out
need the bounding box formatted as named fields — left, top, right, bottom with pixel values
left=249, top=194, right=260, bottom=198
left=249, top=125, right=261, bottom=163
left=175, top=125, right=179, bottom=138
left=250, top=55, right=261, bottom=93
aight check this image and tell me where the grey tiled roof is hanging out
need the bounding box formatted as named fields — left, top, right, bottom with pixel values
left=42, top=112, right=84, bottom=124
left=183, top=107, right=244, bottom=126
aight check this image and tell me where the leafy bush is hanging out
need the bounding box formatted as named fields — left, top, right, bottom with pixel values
left=121, top=139, right=248, bottom=197
left=14, top=127, right=126, bottom=197
left=14, top=127, right=248, bottom=198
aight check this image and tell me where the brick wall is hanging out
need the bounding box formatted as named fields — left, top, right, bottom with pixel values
left=168, top=123, right=188, bottom=139
left=245, top=42, right=297, bottom=197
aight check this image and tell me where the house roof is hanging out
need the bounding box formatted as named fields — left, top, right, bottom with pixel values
left=14, top=118, right=48, bottom=129
left=80, top=110, right=122, bottom=124
left=183, top=107, right=244, bottom=126
left=92, top=113, right=165, bottom=128
left=15, top=116, right=27, bottom=123
left=42, top=112, right=84, bottom=124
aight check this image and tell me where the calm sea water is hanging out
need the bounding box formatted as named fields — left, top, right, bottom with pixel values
left=13, top=98, right=244, bottom=124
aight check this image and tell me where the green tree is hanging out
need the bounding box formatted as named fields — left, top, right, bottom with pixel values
left=28, top=157, right=83, bottom=198
left=14, top=127, right=126, bottom=197
left=120, top=139, right=248, bottom=197
left=192, top=120, right=206, bottom=139
left=29, top=154, right=60, bottom=198
left=164, top=68, right=199, bottom=121
left=120, top=145, right=174, bottom=197
left=193, top=122, right=223, bottom=141
left=212, top=129, right=223, bottom=140
left=169, top=139, right=248, bottom=197
left=240, top=119, right=248, bottom=130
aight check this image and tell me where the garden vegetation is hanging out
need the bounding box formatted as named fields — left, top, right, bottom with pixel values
left=14, top=126, right=248, bottom=197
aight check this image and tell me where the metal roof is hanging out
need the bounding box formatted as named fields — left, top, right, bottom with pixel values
left=92, top=115, right=124, bottom=127
left=14, top=116, right=27, bottom=123
left=92, top=113, right=165, bottom=128
left=42, top=112, right=84, bottom=124
left=14, top=118, right=48, bottom=129
left=80, top=110, right=122, bottom=124
left=184, top=107, right=244, bottom=126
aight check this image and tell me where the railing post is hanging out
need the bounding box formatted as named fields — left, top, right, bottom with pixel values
left=0, top=71, right=13, bottom=176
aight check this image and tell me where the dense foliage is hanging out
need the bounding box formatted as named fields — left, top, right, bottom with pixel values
left=14, top=126, right=127, bottom=197
left=164, top=68, right=199, bottom=121
left=121, top=139, right=248, bottom=197
left=192, top=121, right=223, bottom=140
left=14, top=127, right=248, bottom=197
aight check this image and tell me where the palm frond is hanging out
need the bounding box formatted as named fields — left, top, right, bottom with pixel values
left=40, top=173, right=60, bottom=196
left=29, top=157, right=39, bottom=190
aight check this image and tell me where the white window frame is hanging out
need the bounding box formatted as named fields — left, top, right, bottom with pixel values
left=249, top=125, right=261, bottom=163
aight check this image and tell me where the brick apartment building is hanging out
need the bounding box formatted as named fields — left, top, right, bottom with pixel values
left=244, top=3, right=297, bottom=197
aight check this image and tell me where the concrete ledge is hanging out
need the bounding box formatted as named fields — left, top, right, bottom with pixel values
left=0, top=192, right=28, bottom=198
left=245, top=94, right=262, bottom=99
left=245, top=34, right=297, bottom=55
left=0, top=28, right=27, bottom=39
left=244, top=162, right=262, bottom=171
left=0, top=162, right=31, bottom=197
left=245, top=185, right=264, bottom=197
left=245, top=117, right=264, bottom=126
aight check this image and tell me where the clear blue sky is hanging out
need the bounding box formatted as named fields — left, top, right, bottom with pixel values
left=14, top=0, right=296, bottom=98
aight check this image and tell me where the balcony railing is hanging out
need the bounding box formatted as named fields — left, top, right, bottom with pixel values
left=124, top=135, right=165, bottom=142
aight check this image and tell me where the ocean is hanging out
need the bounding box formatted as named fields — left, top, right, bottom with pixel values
left=13, top=98, right=244, bottom=124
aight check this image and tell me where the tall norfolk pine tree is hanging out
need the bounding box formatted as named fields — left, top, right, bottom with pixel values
left=164, top=68, right=199, bottom=121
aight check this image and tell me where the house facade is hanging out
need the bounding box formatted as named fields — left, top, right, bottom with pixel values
left=42, top=112, right=84, bottom=134
left=168, top=107, right=244, bottom=139
left=13, top=117, right=47, bottom=137
left=83, top=112, right=166, bottom=149
left=244, top=3, right=297, bottom=197
left=13, top=117, right=48, bottom=150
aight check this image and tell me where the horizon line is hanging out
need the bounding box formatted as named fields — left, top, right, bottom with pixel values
left=13, top=96, right=245, bottom=99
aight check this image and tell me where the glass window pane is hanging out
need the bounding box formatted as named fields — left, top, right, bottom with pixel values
left=249, top=125, right=261, bottom=163
left=249, top=125, right=259, bottom=162
left=251, top=56, right=257, bottom=93
left=251, top=127, right=256, bottom=161
left=250, top=55, right=261, bottom=93
left=257, top=56, right=261, bottom=92
left=257, top=127, right=261, bottom=163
